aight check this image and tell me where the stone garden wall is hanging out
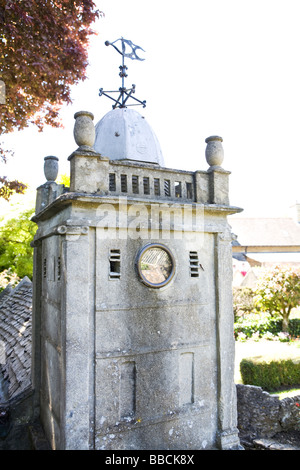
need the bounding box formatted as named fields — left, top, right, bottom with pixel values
left=236, top=384, right=300, bottom=446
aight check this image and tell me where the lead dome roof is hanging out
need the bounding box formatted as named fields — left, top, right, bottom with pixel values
left=93, top=108, right=165, bottom=166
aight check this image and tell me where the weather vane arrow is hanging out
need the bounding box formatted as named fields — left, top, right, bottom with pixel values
left=99, top=37, right=146, bottom=109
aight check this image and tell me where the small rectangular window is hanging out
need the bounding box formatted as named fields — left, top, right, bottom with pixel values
left=109, top=249, right=121, bottom=279
left=43, top=259, right=47, bottom=279
left=189, top=251, right=199, bottom=277
left=109, top=173, right=116, bottom=191
left=164, top=179, right=171, bottom=197
left=186, top=182, right=193, bottom=199
left=121, top=174, right=127, bottom=192
left=175, top=181, right=182, bottom=198
left=154, top=178, right=160, bottom=196
left=57, top=256, right=61, bottom=281
left=132, top=175, right=139, bottom=194
left=143, top=177, right=150, bottom=195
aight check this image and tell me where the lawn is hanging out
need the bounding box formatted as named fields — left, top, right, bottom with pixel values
left=235, top=338, right=300, bottom=397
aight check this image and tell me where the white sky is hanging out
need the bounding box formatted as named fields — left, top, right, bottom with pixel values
left=1, top=0, right=300, bottom=218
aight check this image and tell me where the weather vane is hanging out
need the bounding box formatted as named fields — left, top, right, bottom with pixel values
left=99, top=37, right=146, bottom=109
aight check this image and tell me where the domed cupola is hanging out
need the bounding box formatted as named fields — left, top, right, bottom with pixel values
left=94, top=37, right=165, bottom=166
left=93, top=107, right=164, bottom=166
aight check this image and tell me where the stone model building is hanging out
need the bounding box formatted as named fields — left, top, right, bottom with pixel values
left=31, top=106, right=242, bottom=450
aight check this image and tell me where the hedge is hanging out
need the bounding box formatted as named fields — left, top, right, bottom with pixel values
left=240, top=357, right=300, bottom=391
left=234, top=317, right=300, bottom=339
left=289, top=319, right=300, bottom=337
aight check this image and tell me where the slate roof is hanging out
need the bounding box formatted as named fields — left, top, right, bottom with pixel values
left=0, top=277, right=32, bottom=403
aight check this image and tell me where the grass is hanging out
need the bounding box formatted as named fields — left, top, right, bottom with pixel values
left=270, top=388, right=300, bottom=399
left=235, top=338, right=300, bottom=396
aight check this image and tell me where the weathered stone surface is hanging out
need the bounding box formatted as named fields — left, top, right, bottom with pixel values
left=205, top=135, right=224, bottom=170
left=33, top=199, right=242, bottom=449
left=237, top=384, right=300, bottom=443
left=253, top=437, right=298, bottom=450
left=74, top=111, right=95, bottom=148
left=31, top=110, right=242, bottom=450
left=44, top=155, right=59, bottom=182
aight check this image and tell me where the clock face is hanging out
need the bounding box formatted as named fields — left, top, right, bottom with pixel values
left=137, top=244, right=175, bottom=288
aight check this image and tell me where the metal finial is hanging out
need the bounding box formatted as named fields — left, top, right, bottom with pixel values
left=99, top=37, right=146, bottom=109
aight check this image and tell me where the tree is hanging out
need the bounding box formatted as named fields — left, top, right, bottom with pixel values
left=0, top=175, right=27, bottom=200
left=254, top=265, right=300, bottom=332
left=57, top=173, right=70, bottom=187
left=233, top=286, right=256, bottom=321
left=0, top=147, right=27, bottom=200
left=0, top=269, right=20, bottom=292
left=0, top=207, right=37, bottom=279
left=0, top=0, right=102, bottom=199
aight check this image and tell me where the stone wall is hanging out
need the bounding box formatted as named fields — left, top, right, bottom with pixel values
left=236, top=384, right=300, bottom=445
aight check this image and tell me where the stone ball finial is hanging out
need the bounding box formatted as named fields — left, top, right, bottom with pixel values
left=74, top=111, right=95, bottom=150
left=44, top=156, right=59, bottom=182
left=205, top=136, right=224, bottom=170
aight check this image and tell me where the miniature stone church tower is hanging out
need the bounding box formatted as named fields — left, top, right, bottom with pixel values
left=31, top=40, right=242, bottom=450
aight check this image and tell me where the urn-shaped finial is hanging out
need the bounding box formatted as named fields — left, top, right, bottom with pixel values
left=74, top=111, right=95, bottom=149
left=205, top=136, right=224, bottom=170
left=44, top=156, right=59, bottom=182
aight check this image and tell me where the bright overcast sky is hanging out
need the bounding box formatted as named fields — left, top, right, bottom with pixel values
left=1, top=0, right=300, bottom=218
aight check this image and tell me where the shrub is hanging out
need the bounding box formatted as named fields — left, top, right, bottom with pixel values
left=289, top=319, right=300, bottom=338
left=240, top=357, right=300, bottom=391
left=234, top=314, right=281, bottom=339
left=234, top=315, right=300, bottom=340
left=255, top=265, right=300, bottom=332
left=233, top=287, right=256, bottom=320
